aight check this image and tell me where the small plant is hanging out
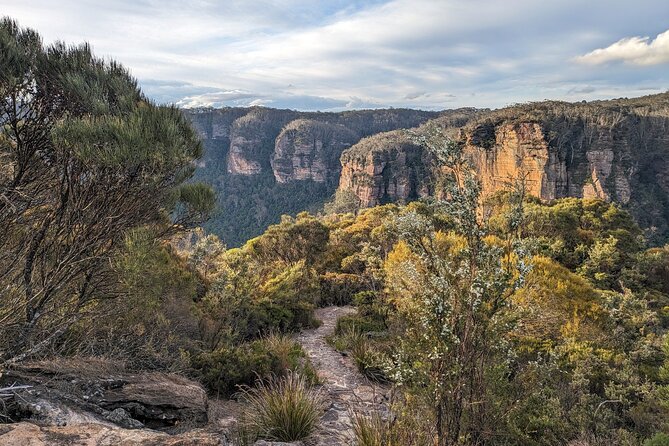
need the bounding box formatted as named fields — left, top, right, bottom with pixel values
left=350, top=339, right=389, bottom=383
left=238, top=372, right=324, bottom=442
left=352, top=412, right=389, bottom=446
left=328, top=326, right=390, bottom=383
left=645, top=433, right=669, bottom=446
left=192, top=333, right=319, bottom=396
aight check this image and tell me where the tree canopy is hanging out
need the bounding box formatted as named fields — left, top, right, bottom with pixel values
left=0, top=19, right=213, bottom=364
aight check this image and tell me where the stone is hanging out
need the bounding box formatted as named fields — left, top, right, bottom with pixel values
left=104, top=408, right=144, bottom=429
left=336, top=98, right=669, bottom=242
left=0, top=422, right=224, bottom=446
left=1, top=359, right=209, bottom=432
left=271, top=119, right=357, bottom=183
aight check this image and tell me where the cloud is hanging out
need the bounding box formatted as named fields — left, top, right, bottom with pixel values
left=567, top=85, right=596, bottom=94
left=3, top=0, right=669, bottom=109
left=404, top=91, right=428, bottom=100
left=176, top=89, right=349, bottom=111
left=577, top=30, right=669, bottom=66
left=176, top=90, right=260, bottom=108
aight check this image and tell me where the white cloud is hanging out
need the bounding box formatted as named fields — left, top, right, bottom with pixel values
left=2, top=0, right=669, bottom=109
left=577, top=30, right=669, bottom=66
left=176, top=90, right=260, bottom=108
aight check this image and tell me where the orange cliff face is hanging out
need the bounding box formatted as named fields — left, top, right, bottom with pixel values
left=338, top=131, right=432, bottom=207
left=463, top=122, right=567, bottom=201
left=335, top=95, right=669, bottom=241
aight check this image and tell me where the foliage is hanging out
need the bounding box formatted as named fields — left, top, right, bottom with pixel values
left=192, top=334, right=317, bottom=397
left=646, top=433, right=669, bottom=446
left=238, top=372, right=324, bottom=442
left=63, top=228, right=202, bottom=371
left=351, top=396, right=437, bottom=446
left=0, top=19, right=213, bottom=365
left=380, top=127, right=527, bottom=445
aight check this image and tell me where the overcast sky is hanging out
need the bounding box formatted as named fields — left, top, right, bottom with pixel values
left=3, top=0, right=669, bottom=111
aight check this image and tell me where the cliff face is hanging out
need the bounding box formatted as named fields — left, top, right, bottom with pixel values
left=338, top=131, right=430, bottom=207
left=272, top=119, right=358, bottom=183
left=183, top=106, right=440, bottom=246
left=184, top=94, right=669, bottom=245
left=226, top=108, right=297, bottom=175
left=185, top=106, right=440, bottom=181
left=336, top=94, right=669, bottom=240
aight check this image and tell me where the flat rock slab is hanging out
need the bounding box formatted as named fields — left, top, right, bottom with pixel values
left=1, top=358, right=208, bottom=431
left=0, top=422, right=223, bottom=446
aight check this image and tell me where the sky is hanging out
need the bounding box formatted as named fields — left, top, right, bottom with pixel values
left=2, top=0, right=669, bottom=111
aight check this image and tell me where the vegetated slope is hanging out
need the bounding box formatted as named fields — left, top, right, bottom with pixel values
left=184, top=107, right=465, bottom=246
left=337, top=92, right=669, bottom=244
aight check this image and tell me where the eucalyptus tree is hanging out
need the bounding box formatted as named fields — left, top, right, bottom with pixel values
left=0, top=19, right=214, bottom=364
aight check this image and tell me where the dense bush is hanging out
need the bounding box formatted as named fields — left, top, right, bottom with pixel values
left=0, top=19, right=212, bottom=366
left=192, top=334, right=317, bottom=397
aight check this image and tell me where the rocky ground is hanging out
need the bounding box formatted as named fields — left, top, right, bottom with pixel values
left=296, top=306, right=389, bottom=446
left=0, top=307, right=387, bottom=445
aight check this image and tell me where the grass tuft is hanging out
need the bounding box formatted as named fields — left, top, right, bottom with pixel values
left=238, top=372, right=324, bottom=442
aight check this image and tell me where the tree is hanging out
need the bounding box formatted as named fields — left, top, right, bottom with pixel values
left=384, top=127, right=528, bottom=445
left=0, top=19, right=214, bottom=364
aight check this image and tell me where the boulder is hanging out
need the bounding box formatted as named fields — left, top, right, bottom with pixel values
left=1, top=359, right=208, bottom=431
left=0, top=422, right=224, bottom=446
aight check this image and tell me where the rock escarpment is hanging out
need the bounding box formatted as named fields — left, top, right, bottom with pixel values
left=1, top=360, right=209, bottom=431
left=185, top=107, right=441, bottom=180
left=272, top=120, right=358, bottom=183
left=336, top=94, right=669, bottom=240
left=183, top=107, right=441, bottom=245
left=338, top=131, right=431, bottom=207
left=226, top=108, right=298, bottom=175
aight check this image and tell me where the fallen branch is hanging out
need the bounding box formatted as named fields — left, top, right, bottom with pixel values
left=0, top=384, right=32, bottom=398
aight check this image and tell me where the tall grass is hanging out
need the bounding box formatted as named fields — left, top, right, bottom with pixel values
left=352, top=412, right=390, bottom=446
left=352, top=404, right=437, bottom=446
left=238, top=372, right=324, bottom=442
left=328, top=327, right=389, bottom=383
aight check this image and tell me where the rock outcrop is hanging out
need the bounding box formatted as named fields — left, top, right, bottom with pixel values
left=271, top=120, right=357, bottom=183
left=1, top=359, right=209, bottom=432
left=0, top=422, right=223, bottom=446
left=183, top=107, right=441, bottom=246
left=226, top=108, right=297, bottom=175
left=336, top=94, right=669, bottom=241
left=184, top=107, right=441, bottom=180
left=338, top=131, right=431, bottom=207
left=183, top=95, right=669, bottom=245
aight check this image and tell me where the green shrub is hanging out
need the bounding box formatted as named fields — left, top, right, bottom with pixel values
left=352, top=412, right=388, bottom=446
left=192, top=334, right=317, bottom=396
left=350, top=338, right=390, bottom=383
left=328, top=326, right=389, bottom=383
left=239, top=372, right=324, bottom=442
left=352, top=407, right=435, bottom=446
left=335, top=314, right=386, bottom=336
left=645, top=433, right=669, bottom=446
left=244, top=300, right=318, bottom=337
left=319, top=272, right=367, bottom=306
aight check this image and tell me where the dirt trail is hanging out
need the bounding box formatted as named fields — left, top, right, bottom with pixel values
left=295, top=306, right=389, bottom=445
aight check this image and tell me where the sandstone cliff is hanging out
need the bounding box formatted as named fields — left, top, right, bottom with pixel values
left=185, top=106, right=439, bottom=180
left=339, top=131, right=429, bottom=206
left=272, top=119, right=358, bottom=183
left=336, top=93, right=669, bottom=240
left=226, top=108, right=298, bottom=175
left=183, top=106, right=440, bottom=245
